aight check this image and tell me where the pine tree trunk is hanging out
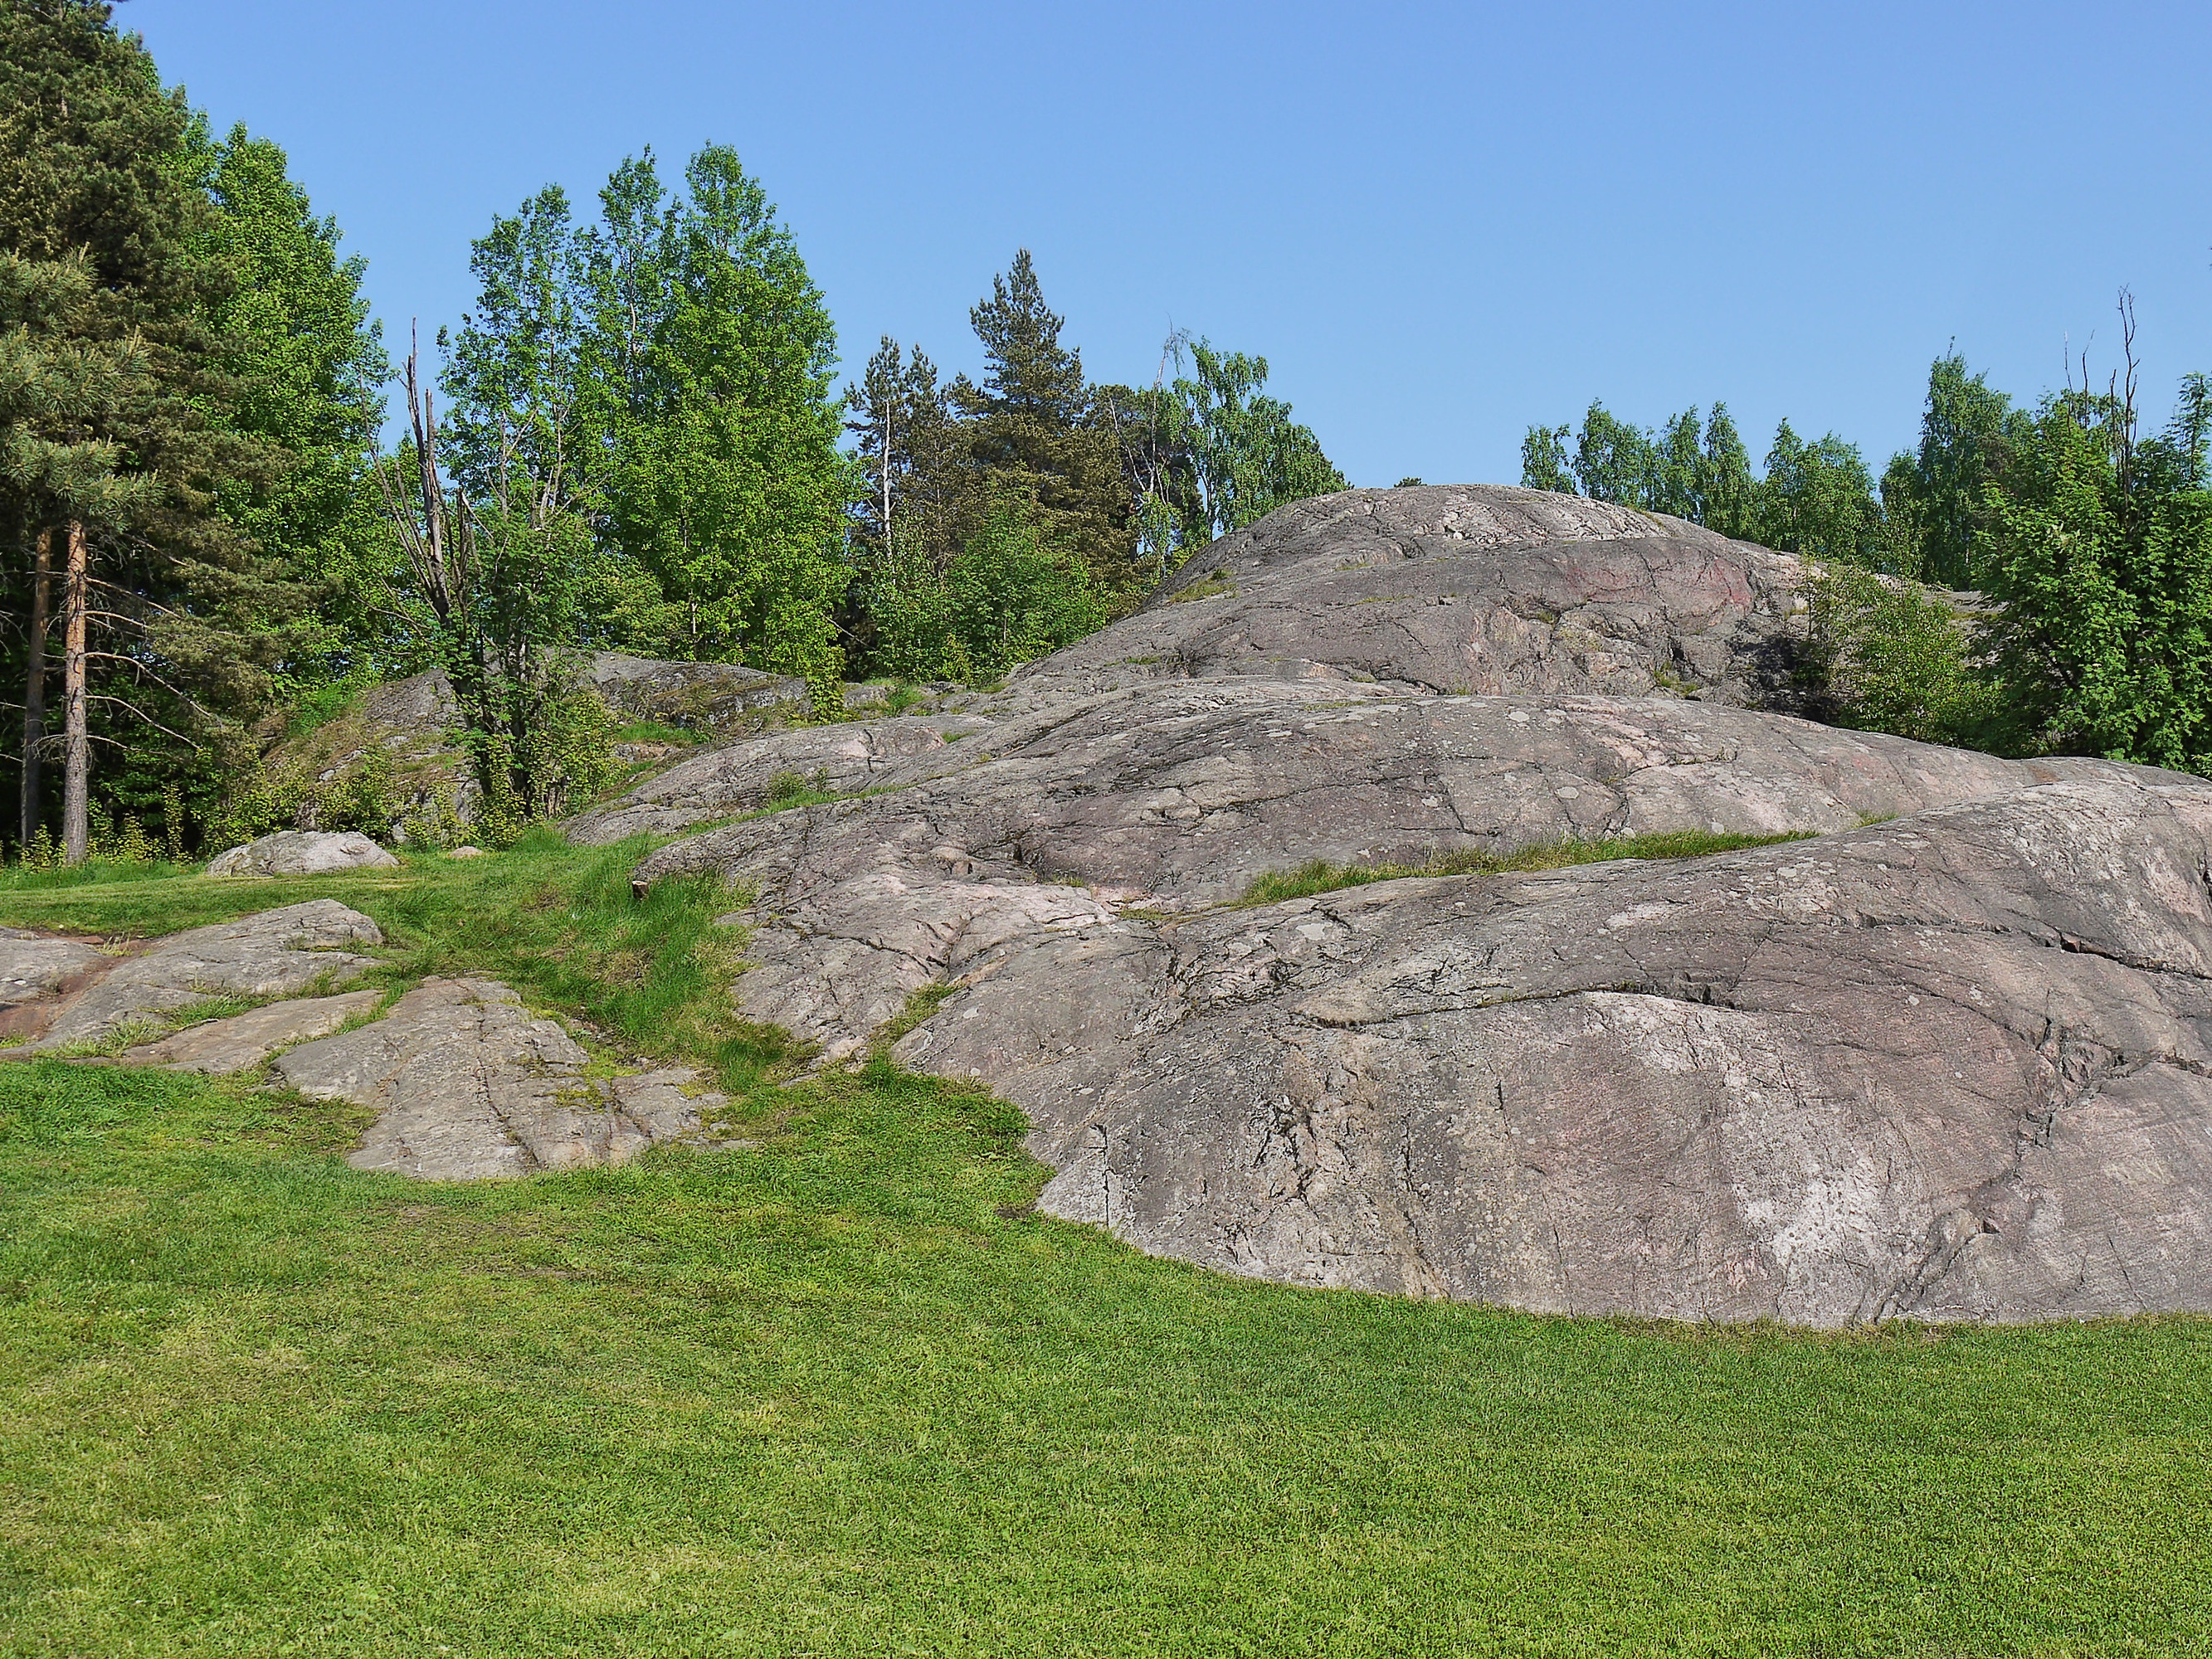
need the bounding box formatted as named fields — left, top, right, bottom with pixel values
left=20, top=527, right=51, bottom=850
left=61, top=521, right=88, bottom=866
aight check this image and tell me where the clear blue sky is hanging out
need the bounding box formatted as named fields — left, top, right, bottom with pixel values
left=129, top=0, right=2212, bottom=489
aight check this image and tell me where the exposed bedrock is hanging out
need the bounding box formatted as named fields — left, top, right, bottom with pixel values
left=1008, top=484, right=1811, bottom=706
left=595, top=484, right=2211, bottom=1323
left=3, top=900, right=383, bottom=1052
left=894, top=776, right=2212, bottom=1325
left=618, top=684, right=2136, bottom=1063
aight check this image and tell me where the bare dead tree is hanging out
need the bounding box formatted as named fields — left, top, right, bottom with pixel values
left=60, top=518, right=87, bottom=864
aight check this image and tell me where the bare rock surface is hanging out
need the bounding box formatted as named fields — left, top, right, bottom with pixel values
left=274, top=977, right=720, bottom=1180
left=600, top=484, right=2212, bottom=1324
left=585, top=653, right=811, bottom=728
left=12, top=900, right=383, bottom=1053
left=118, top=989, right=384, bottom=1073
left=894, top=776, right=2212, bottom=1325
left=568, top=710, right=992, bottom=845
left=1008, top=484, right=1810, bottom=706
left=206, top=830, right=401, bottom=878
left=0, top=929, right=111, bottom=1039
left=621, top=684, right=2132, bottom=1060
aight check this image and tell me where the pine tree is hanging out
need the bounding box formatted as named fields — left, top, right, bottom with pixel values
left=0, top=0, right=285, bottom=859
left=953, top=251, right=1137, bottom=601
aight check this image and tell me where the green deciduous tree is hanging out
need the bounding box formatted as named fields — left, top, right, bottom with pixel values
left=1878, top=352, right=2025, bottom=587
left=1976, top=332, right=2212, bottom=771
left=1524, top=401, right=1758, bottom=537
left=1752, top=420, right=1888, bottom=565
left=1120, top=333, right=1345, bottom=568
left=192, top=122, right=388, bottom=688
left=865, top=486, right=1104, bottom=685
left=381, top=343, right=613, bottom=835
left=586, top=146, right=850, bottom=694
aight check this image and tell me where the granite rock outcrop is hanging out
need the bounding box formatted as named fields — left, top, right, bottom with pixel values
left=599, top=484, right=2212, bottom=1324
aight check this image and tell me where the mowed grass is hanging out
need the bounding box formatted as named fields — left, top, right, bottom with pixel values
left=2, top=852, right=2210, bottom=1656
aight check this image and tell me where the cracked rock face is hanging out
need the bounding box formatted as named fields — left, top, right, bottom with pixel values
left=275, top=977, right=719, bottom=1180
left=894, top=776, right=2212, bottom=1325
left=620, top=683, right=2132, bottom=1065
left=597, top=484, right=2212, bottom=1324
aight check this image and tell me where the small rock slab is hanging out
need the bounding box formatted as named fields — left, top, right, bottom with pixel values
left=16, top=900, right=383, bottom=1053
left=118, top=989, right=385, bottom=1073
left=0, top=929, right=112, bottom=1039
left=207, top=831, right=400, bottom=878
left=273, top=977, right=722, bottom=1180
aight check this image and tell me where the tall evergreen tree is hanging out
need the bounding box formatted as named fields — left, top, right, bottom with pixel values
left=0, top=0, right=285, bottom=859
left=952, top=251, right=1137, bottom=601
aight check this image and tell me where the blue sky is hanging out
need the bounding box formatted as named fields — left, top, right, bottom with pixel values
left=130, top=0, right=2212, bottom=488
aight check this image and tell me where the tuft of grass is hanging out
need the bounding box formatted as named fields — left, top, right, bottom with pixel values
left=607, top=718, right=696, bottom=747
left=872, top=980, right=959, bottom=1051
left=1169, top=567, right=1237, bottom=603
left=0, top=831, right=792, bottom=1111
left=1240, top=829, right=1816, bottom=906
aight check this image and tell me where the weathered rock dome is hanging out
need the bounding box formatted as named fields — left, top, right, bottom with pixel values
left=1011, top=484, right=1809, bottom=706
left=587, top=485, right=2212, bottom=1326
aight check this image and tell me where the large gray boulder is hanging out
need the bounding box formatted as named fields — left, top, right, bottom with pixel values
left=275, top=977, right=721, bottom=1180
left=8, top=900, right=382, bottom=1053
left=206, top=830, right=401, bottom=878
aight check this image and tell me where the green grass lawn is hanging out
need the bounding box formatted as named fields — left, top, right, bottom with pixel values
left=2, top=849, right=2209, bottom=1656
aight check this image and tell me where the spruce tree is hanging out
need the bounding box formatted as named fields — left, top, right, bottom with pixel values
left=0, top=0, right=285, bottom=859
left=953, top=251, right=1137, bottom=601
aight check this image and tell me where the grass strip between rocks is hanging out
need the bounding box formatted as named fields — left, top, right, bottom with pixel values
left=1, top=839, right=2208, bottom=1656
left=1240, top=828, right=1819, bottom=905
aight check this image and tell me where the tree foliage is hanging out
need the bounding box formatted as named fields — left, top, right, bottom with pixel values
left=1976, top=366, right=2212, bottom=771
left=0, top=0, right=295, bottom=859
left=844, top=255, right=1345, bottom=679
left=1120, top=333, right=1346, bottom=569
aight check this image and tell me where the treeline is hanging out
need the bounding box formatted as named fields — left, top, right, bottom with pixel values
left=1523, top=332, right=2212, bottom=772
left=0, top=0, right=1344, bottom=863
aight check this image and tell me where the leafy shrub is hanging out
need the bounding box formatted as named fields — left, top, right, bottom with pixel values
left=1802, top=562, right=1999, bottom=748
left=866, top=492, right=1105, bottom=684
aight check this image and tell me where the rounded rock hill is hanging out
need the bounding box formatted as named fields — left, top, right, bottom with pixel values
left=580, top=484, right=2212, bottom=1326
